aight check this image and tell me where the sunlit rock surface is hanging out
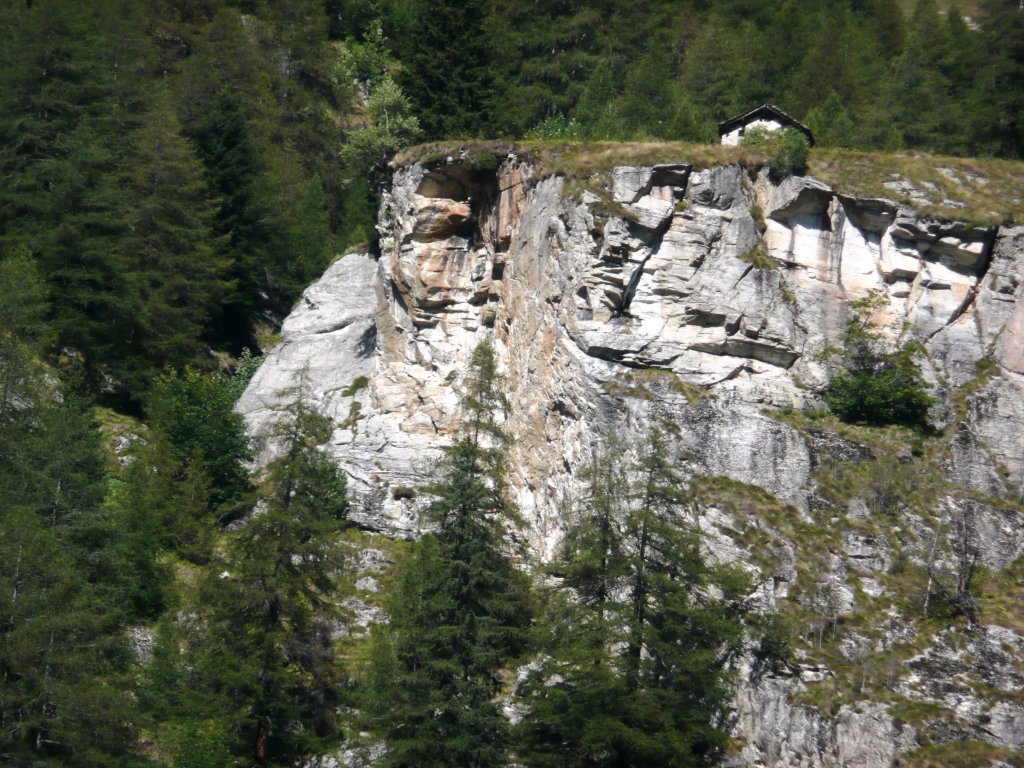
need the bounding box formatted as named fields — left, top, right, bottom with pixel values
left=242, top=153, right=1024, bottom=766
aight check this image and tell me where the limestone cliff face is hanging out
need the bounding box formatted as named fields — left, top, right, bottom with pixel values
left=238, top=151, right=1024, bottom=766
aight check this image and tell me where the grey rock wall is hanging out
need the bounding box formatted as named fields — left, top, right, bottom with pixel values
left=240, top=152, right=1024, bottom=766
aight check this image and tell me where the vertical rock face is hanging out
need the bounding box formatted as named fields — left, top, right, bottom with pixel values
left=239, top=151, right=1024, bottom=765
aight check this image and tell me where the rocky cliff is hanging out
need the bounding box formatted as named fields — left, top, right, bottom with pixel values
left=238, top=147, right=1024, bottom=766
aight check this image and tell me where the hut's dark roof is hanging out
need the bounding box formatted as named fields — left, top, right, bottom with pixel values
left=718, top=104, right=814, bottom=145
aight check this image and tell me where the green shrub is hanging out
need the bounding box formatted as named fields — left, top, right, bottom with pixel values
left=526, top=113, right=583, bottom=141
left=229, top=347, right=263, bottom=398
left=743, top=126, right=810, bottom=177
left=823, top=293, right=935, bottom=430
left=392, top=485, right=416, bottom=500
left=739, top=245, right=778, bottom=270
left=147, top=367, right=253, bottom=508
left=341, top=77, right=422, bottom=172
left=341, top=375, right=369, bottom=397
left=463, top=151, right=501, bottom=171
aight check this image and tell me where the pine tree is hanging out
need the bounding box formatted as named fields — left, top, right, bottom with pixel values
left=370, top=338, right=532, bottom=768
left=760, top=1, right=814, bottom=96
left=882, top=0, right=967, bottom=153
left=517, top=430, right=753, bottom=768
left=823, top=293, right=935, bottom=429
left=117, top=435, right=217, bottom=564
left=805, top=89, right=857, bottom=148
left=0, top=355, right=151, bottom=765
left=869, top=0, right=907, bottom=57
left=485, top=0, right=609, bottom=135
left=678, top=17, right=760, bottom=124
left=609, top=48, right=701, bottom=141
left=341, top=76, right=422, bottom=178
left=0, top=509, right=144, bottom=767
left=515, top=446, right=632, bottom=768
left=786, top=8, right=880, bottom=120
left=286, top=174, right=332, bottom=292
left=0, top=249, right=52, bottom=426
left=0, top=1, right=129, bottom=256
left=0, top=0, right=152, bottom=394
left=188, top=88, right=277, bottom=347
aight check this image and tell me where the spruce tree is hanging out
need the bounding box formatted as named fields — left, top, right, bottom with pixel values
left=823, top=294, right=935, bottom=429
left=883, top=0, right=966, bottom=153
left=678, top=17, right=760, bottom=124
left=146, top=366, right=253, bottom=512
left=0, top=0, right=152, bottom=395
left=976, top=0, right=1024, bottom=158
left=0, top=509, right=144, bottom=767
left=113, top=93, right=229, bottom=394
left=370, top=338, right=532, bottom=768
left=484, top=0, right=608, bottom=134
left=806, top=90, right=857, bottom=148
left=515, top=446, right=633, bottom=768
left=787, top=8, right=879, bottom=120
left=610, top=49, right=702, bottom=141
left=0, top=249, right=52, bottom=426
left=195, top=400, right=350, bottom=763
left=0, top=345, right=151, bottom=765
left=392, top=0, right=494, bottom=138
left=189, top=88, right=276, bottom=346
left=869, top=0, right=907, bottom=56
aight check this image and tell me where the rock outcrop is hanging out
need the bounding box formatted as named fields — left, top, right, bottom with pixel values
left=238, top=149, right=1024, bottom=766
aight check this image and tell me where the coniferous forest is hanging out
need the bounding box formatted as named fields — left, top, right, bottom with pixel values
left=1, top=0, right=1023, bottom=765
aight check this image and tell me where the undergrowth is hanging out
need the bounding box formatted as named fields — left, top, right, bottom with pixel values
left=602, top=368, right=711, bottom=404
left=900, top=740, right=1024, bottom=768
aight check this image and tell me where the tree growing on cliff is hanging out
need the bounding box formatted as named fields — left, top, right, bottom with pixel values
left=516, top=430, right=754, bottom=768
left=925, top=502, right=981, bottom=627
left=823, top=292, right=935, bottom=430
left=341, top=76, right=422, bottom=176
left=367, top=338, right=532, bottom=768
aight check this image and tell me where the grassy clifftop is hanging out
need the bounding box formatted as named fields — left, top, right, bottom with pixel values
left=394, top=141, right=1024, bottom=227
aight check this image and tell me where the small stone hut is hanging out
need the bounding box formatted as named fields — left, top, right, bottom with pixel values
left=719, top=104, right=814, bottom=146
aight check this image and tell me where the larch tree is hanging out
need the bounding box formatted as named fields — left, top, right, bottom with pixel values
left=517, top=429, right=754, bottom=768
left=195, top=399, right=351, bottom=764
